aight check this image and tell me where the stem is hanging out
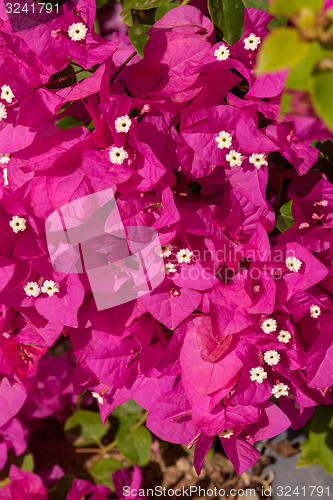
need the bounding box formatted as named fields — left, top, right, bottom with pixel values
left=88, top=439, right=118, bottom=465
left=75, top=447, right=102, bottom=454
left=130, top=412, right=148, bottom=432
left=110, top=51, right=137, bottom=86
left=101, top=439, right=118, bottom=454
left=75, top=390, right=88, bottom=411
left=180, top=0, right=192, bottom=4
left=87, top=412, right=148, bottom=465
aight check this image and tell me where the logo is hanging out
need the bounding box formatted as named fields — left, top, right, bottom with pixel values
left=3, top=0, right=79, bottom=33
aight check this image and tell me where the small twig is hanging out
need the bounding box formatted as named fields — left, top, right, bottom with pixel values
left=129, top=412, right=148, bottom=432
left=75, top=390, right=88, bottom=411
left=75, top=447, right=101, bottom=454
left=110, top=51, right=137, bottom=86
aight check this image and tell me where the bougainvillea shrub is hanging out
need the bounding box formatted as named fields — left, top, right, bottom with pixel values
left=0, top=0, right=332, bottom=494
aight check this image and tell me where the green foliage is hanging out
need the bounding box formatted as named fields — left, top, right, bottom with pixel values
left=112, top=399, right=142, bottom=419
left=116, top=425, right=151, bottom=465
left=207, top=0, right=282, bottom=44
left=128, top=24, right=151, bottom=57
left=257, top=0, right=333, bottom=132
left=96, top=0, right=109, bottom=9
left=285, top=42, right=331, bottom=91
left=155, top=2, right=178, bottom=21
left=20, top=452, right=34, bottom=472
left=90, top=458, right=123, bottom=489
left=298, top=405, right=333, bottom=475
left=121, top=0, right=173, bottom=25
left=256, top=28, right=310, bottom=74
left=181, top=439, right=215, bottom=459
left=48, top=475, right=75, bottom=500
left=208, top=0, right=246, bottom=44
left=64, top=410, right=110, bottom=447
left=275, top=200, right=294, bottom=232
left=113, top=400, right=151, bottom=466
left=309, top=71, right=333, bottom=132
left=55, top=116, right=88, bottom=130
left=0, top=478, right=10, bottom=488
left=270, top=0, right=324, bottom=17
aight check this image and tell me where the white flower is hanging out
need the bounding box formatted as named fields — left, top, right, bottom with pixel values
left=0, top=103, right=7, bottom=121
left=250, top=366, right=267, bottom=384
left=1, top=85, right=14, bottom=104
left=214, top=44, right=230, bottom=61
left=264, top=350, right=280, bottom=366
left=159, top=244, right=172, bottom=258
left=9, top=216, right=26, bottom=233
left=92, top=392, right=104, bottom=405
left=261, top=318, right=278, bottom=334
left=244, top=33, right=261, bottom=51
left=0, top=153, right=10, bottom=164
left=272, top=383, right=290, bottom=399
left=68, top=22, right=88, bottom=41
left=176, top=248, right=193, bottom=264
left=219, top=429, right=234, bottom=439
left=109, top=146, right=129, bottom=165
left=277, top=330, right=291, bottom=343
left=310, top=304, right=321, bottom=318
left=41, top=280, right=59, bottom=296
left=24, top=282, right=41, bottom=297
left=226, top=150, right=243, bottom=167
left=249, top=153, right=268, bottom=169
left=285, top=256, right=302, bottom=272
left=165, top=262, right=177, bottom=274
left=216, top=131, right=232, bottom=150
left=299, top=222, right=309, bottom=229
left=3, top=168, right=8, bottom=186
left=115, top=114, right=132, bottom=133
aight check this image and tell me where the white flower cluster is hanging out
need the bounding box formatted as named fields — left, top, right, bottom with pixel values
left=24, top=280, right=59, bottom=297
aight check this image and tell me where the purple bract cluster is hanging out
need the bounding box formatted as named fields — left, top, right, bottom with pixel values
left=0, top=0, right=332, bottom=477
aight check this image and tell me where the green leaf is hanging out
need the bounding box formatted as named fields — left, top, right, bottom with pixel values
left=48, top=474, right=75, bottom=500
left=0, top=478, right=10, bottom=488
left=256, top=28, right=310, bottom=74
left=309, top=71, right=333, bottom=132
left=48, top=64, right=97, bottom=90
left=88, top=120, right=95, bottom=132
left=112, top=399, right=142, bottom=419
left=286, top=42, right=333, bottom=91
left=96, top=0, right=109, bottom=8
left=208, top=0, right=276, bottom=45
left=279, top=91, right=293, bottom=119
left=55, top=116, right=87, bottom=130
left=64, top=410, right=110, bottom=448
left=208, top=0, right=245, bottom=44
left=155, top=2, right=179, bottom=21
left=270, top=0, right=324, bottom=17
left=298, top=405, right=333, bottom=475
left=182, top=438, right=215, bottom=459
left=275, top=200, right=294, bottom=233
left=244, top=0, right=269, bottom=9
left=121, top=0, right=172, bottom=26
left=90, top=458, right=123, bottom=490
left=128, top=24, right=150, bottom=58
left=21, top=452, right=34, bottom=472
left=116, top=425, right=151, bottom=465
